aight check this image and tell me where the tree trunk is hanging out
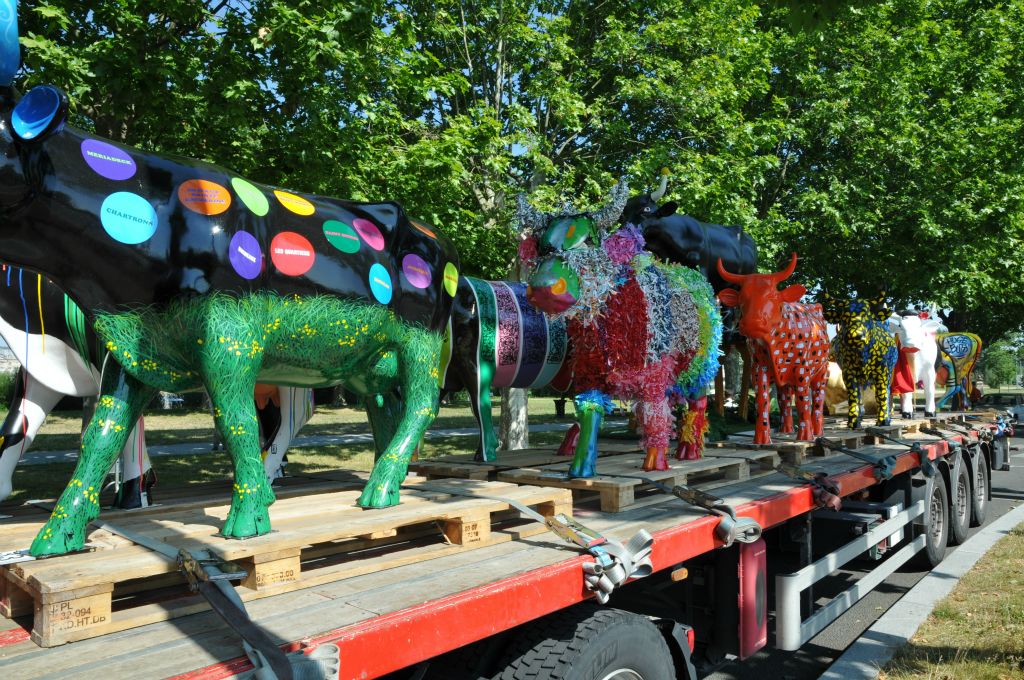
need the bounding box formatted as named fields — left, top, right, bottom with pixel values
left=499, top=386, right=529, bottom=452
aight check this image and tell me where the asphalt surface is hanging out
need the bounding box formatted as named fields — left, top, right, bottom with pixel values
left=705, top=432, right=1024, bottom=680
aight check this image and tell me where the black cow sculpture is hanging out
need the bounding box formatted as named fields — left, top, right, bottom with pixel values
left=624, top=170, right=759, bottom=417
left=0, top=4, right=459, bottom=556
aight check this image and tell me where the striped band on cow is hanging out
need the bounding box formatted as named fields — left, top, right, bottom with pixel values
left=464, top=277, right=568, bottom=393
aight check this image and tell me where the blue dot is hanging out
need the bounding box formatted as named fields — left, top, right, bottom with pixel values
left=100, top=192, right=158, bottom=244
left=369, top=263, right=393, bottom=304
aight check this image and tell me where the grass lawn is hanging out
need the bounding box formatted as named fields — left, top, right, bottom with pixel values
left=880, top=523, right=1024, bottom=680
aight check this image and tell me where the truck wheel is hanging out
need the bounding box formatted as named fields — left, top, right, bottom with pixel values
left=493, top=604, right=674, bottom=680
left=970, top=452, right=989, bottom=527
left=912, top=476, right=948, bottom=569
left=948, top=462, right=971, bottom=546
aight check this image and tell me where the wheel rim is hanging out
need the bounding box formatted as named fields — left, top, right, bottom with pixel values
left=599, top=670, right=644, bottom=680
left=957, top=476, right=969, bottom=524
left=929, top=487, right=944, bottom=545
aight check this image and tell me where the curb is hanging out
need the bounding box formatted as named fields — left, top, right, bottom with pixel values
left=821, top=499, right=1024, bottom=679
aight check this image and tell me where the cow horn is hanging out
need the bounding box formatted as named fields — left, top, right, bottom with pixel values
left=717, top=257, right=747, bottom=284
left=592, top=180, right=629, bottom=231
left=649, top=167, right=670, bottom=202
left=770, top=252, right=798, bottom=283
left=0, top=0, right=19, bottom=87
left=516, top=193, right=547, bottom=236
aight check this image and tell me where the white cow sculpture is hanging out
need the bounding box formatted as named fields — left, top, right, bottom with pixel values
left=887, top=311, right=948, bottom=418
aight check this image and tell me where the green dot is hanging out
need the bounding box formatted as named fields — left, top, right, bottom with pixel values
left=443, top=262, right=459, bottom=296
left=323, top=220, right=361, bottom=254
left=231, top=177, right=269, bottom=216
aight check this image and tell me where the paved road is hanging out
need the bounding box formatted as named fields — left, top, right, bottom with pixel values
left=16, top=421, right=587, bottom=465
left=705, top=432, right=1024, bottom=680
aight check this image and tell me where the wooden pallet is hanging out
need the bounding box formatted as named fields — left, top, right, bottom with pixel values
left=497, top=449, right=773, bottom=512
left=0, top=478, right=571, bottom=647
left=410, top=439, right=642, bottom=481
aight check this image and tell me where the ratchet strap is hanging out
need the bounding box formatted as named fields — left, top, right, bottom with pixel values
left=581, top=472, right=762, bottom=548
left=91, top=520, right=296, bottom=680
left=406, top=482, right=653, bottom=604
left=774, top=462, right=842, bottom=510
left=816, top=436, right=896, bottom=481
left=865, top=427, right=937, bottom=478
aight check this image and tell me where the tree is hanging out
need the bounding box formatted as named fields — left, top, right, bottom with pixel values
left=981, top=342, right=1017, bottom=390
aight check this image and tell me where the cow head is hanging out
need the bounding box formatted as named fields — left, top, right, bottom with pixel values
left=822, top=292, right=890, bottom=350
left=887, top=310, right=947, bottom=350
left=715, top=253, right=804, bottom=340
left=521, top=182, right=629, bottom=315
left=619, top=168, right=678, bottom=227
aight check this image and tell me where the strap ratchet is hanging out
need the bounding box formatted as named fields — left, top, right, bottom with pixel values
left=865, top=427, right=937, bottom=478
left=591, top=472, right=762, bottom=548
left=775, top=462, right=842, bottom=510
left=816, top=436, right=896, bottom=481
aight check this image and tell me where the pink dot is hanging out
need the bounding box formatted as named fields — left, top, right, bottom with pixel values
left=353, top=218, right=384, bottom=251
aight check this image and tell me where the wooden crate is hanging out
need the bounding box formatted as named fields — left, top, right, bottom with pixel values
left=409, top=439, right=642, bottom=481
left=0, top=478, right=571, bottom=647
left=497, top=451, right=760, bottom=512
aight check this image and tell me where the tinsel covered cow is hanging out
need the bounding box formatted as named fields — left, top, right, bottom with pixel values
left=440, top=276, right=573, bottom=462
left=887, top=310, right=947, bottom=418
left=521, top=182, right=722, bottom=476
left=0, top=266, right=154, bottom=508
left=622, top=170, right=759, bottom=419
left=822, top=292, right=899, bottom=428
left=0, top=10, right=458, bottom=556
left=717, top=255, right=829, bottom=445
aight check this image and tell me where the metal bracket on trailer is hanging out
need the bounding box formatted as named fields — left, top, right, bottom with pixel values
left=816, top=436, right=896, bottom=481
left=775, top=499, right=926, bottom=650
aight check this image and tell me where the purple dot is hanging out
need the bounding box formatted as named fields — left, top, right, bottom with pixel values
left=402, top=254, right=432, bottom=289
left=81, top=139, right=137, bottom=181
left=229, top=231, right=263, bottom=280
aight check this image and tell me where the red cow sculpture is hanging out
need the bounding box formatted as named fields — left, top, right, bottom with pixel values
left=716, top=254, right=829, bottom=445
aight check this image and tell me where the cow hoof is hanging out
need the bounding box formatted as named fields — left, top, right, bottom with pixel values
left=878, top=419, right=891, bottom=427
left=358, top=481, right=401, bottom=509
left=568, top=461, right=597, bottom=478
left=901, top=411, right=913, bottom=420
left=30, top=516, right=88, bottom=557
left=925, top=411, right=936, bottom=418
left=222, top=503, right=272, bottom=539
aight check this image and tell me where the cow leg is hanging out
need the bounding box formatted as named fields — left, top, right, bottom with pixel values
left=812, top=378, right=826, bottom=436
left=779, top=385, right=795, bottom=434
left=261, top=386, right=313, bottom=481
left=848, top=383, right=862, bottom=429
left=676, top=396, right=708, bottom=461
left=365, top=390, right=403, bottom=461
left=0, top=369, right=64, bottom=502
left=30, top=362, right=156, bottom=556
left=922, top=364, right=936, bottom=417
left=795, top=381, right=813, bottom=440
left=113, top=417, right=156, bottom=509
left=569, top=401, right=604, bottom=478
left=876, top=369, right=892, bottom=426
left=359, top=330, right=443, bottom=508
left=466, top=371, right=499, bottom=463
left=754, top=363, right=773, bottom=445
left=556, top=422, right=580, bottom=456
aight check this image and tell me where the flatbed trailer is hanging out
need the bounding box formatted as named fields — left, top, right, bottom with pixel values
left=0, top=414, right=1009, bottom=679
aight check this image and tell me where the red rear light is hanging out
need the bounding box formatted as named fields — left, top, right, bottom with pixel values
left=686, top=626, right=695, bottom=652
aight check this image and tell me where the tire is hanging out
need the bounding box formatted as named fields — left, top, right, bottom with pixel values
left=948, top=461, right=971, bottom=546
left=970, top=452, right=989, bottom=527
left=912, top=476, right=948, bottom=569
left=492, top=604, right=674, bottom=680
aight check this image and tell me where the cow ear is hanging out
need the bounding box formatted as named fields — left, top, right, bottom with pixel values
left=654, top=201, right=678, bottom=218
left=717, top=288, right=740, bottom=307
left=780, top=284, right=806, bottom=302
left=10, top=85, right=68, bottom=144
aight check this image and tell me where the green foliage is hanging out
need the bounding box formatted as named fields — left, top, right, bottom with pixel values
left=16, top=0, right=1024, bottom=337
left=0, top=370, right=16, bottom=410
left=981, top=342, right=1018, bottom=389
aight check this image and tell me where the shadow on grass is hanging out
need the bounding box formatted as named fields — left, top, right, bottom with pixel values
left=887, top=643, right=1024, bottom=678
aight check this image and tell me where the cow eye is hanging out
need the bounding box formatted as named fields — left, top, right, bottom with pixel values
left=642, top=206, right=652, bottom=213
